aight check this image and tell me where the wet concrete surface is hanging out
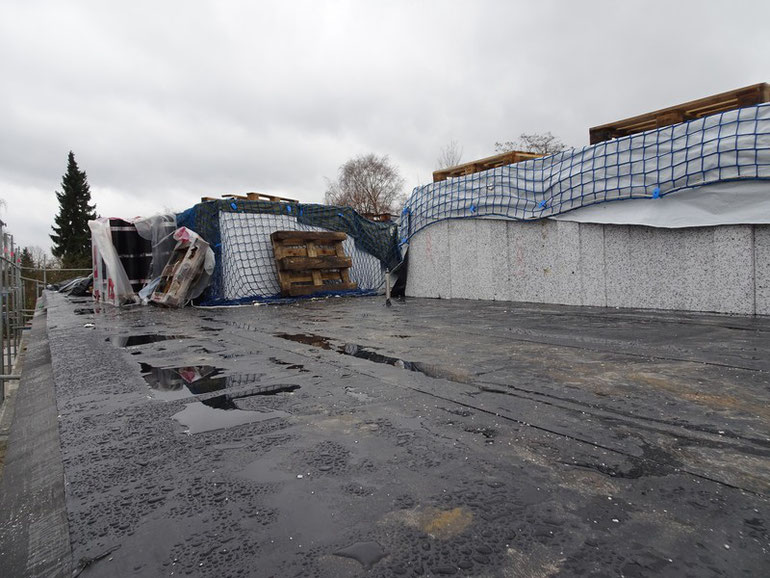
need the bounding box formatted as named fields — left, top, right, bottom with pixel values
left=36, top=293, right=770, bottom=575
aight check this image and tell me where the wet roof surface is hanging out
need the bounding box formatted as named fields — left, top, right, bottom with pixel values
left=46, top=293, right=769, bottom=576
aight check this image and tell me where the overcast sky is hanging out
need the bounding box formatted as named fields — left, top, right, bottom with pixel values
left=1, top=0, right=767, bottom=253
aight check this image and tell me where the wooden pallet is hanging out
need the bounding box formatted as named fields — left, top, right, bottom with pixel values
left=433, top=150, right=543, bottom=182
left=150, top=234, right=209, bottom=307
left=270, top=231, right=357, bottom=297
left=361, top=213, right=395, bottom=222
left=200, top=192, right=299, bottom=203
left=589, top=82, right=770, bottom=144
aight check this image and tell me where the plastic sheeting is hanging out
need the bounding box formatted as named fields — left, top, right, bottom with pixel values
left=551, top=180, right=770, bottom=228
left=134, top=214, right=178, bottom=278
left=400, top=103, right=770, bottom=241
left=89, top=218, right=137, bottom=306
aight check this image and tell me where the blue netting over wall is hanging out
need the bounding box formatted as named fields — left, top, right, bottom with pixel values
left=400, top=103, right=770, bottom=243
left=176, top=201, right=400, bottom=306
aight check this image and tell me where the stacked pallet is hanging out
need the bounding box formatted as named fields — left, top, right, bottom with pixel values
left=201, top=192, right=299, bottom=203
left=432, top=150, right=543, bottom=182
left=270, top=231, right=357, bottom=297
left=589, top=82, right=770, bottom=144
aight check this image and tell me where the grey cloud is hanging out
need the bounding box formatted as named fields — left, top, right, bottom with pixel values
left=1, top=0, right=768, bottom=251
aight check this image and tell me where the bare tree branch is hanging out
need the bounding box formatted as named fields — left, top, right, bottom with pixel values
left=325, top=153, right=405, bottom=215
left=436, top=139, right=463, bottom=169
left=494, top=132, right=567, bottom=155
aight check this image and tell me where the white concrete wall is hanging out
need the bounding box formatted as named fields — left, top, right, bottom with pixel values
left=406, top=220, right=770, bottom=315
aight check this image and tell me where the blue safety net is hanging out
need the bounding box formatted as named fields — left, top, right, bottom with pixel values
left=176, top=201, right=400, bottom=306
left=400, top=103, right=770, bottom=243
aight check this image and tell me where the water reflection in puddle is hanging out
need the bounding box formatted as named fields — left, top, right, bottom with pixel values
left=139, top=363, right=227, bottom=401
left=110, top=334, right=186, bottom=347
left=172, top=402, right=289, bottom=434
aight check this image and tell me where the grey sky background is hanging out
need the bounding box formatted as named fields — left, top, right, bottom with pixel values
left=1, top=0, right=768, bottom=254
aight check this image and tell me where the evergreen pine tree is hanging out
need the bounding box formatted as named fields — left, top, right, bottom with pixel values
left=50, top=151, right=97, bottom=268
left=20, top=247, right=35, bottom=270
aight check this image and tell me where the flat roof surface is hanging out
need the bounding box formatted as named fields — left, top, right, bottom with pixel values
left=3, top=292, right=770, bottom=576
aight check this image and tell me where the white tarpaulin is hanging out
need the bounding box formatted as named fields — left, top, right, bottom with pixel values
left=551, top=180, right=770, bottom=227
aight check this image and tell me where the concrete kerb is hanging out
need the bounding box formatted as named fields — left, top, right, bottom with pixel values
left=0, top=322, right=28, bottom=478
left=0, top=298, right=72, bottom=578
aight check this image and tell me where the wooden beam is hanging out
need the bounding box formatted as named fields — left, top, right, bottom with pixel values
left=589, top=82, right=770, bottom=144
left=287, top=282, right=358, bottom=297
left=279, top=255, right=352, bottom=271
left=433, top=150, right=544, bottom=182
left=270, top=231, right=347, bottom=242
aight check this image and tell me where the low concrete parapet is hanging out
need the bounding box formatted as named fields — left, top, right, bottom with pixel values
left=407, top=220, right=770, bottom=315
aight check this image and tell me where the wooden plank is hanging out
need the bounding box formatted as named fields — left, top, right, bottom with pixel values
left=335, top=243, right=353, bottom=284
left=271, top=231, right=347, bottom=242
left=245, top=192, right=299, bottom=203
left=287, top=282, right=358, bottom=297
left=433, top=150, right=544, bottom=183
left=283, top=270, right=345, bottom=284
left=305, top=241, right=322, bottom=286
left=273, top=245, right=338, bottom=259
left=589, top=82, right=770, bottom=144
left=279, top=256, right=352, bottom=271
left=273, top=245, right=306, bottom=259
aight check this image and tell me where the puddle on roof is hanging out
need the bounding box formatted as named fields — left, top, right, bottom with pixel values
left=139, top=363, right=227, bottom=401
left=172, top=400, right=289, bottom=434
left=110, top=334, right=186, bottom=347
left=273, top=333, right=473, bottom=385
left=333, top=541, right=388, bottom=569
left=274, top=333, right=333, bottom=350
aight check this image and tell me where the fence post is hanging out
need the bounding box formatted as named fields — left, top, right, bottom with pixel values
left=1, top=229, right=6, bottom=399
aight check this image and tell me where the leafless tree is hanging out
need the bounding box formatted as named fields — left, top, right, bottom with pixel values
left=28, top=246, right=51, bottom=268
left=325, top=153, right=406, bottom=215
left=436, top=139, right=463, bottom=169
left=495, top=132, right=567, bottom=155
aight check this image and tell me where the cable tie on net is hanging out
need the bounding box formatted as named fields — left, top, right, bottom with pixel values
left=538, top=200, right=547, bottom=209
left=230, top=202, right=238, bottom=210
left=401, top=206, right=410, bottom=216
left=469, top=203, right=476, bottom=213
left=286, top=205, right=292, bottom=213
left=652, top=187, right=661, bottom=199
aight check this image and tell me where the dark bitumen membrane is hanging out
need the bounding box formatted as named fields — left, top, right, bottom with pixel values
left=276, top=334, right=474, bottom=384
left=22, top=292, right=770, bottom=577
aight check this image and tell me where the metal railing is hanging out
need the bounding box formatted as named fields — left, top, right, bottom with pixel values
left=20, top=265, right=91, bottom=325
left=0, top=225, right=23, bottom=404
left=0, top=221, right=92, bottom=405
